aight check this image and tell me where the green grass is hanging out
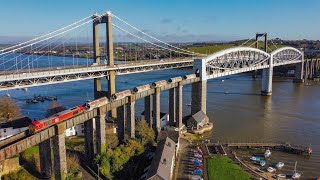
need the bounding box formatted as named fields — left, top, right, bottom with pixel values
left=207, top=156, right=253, bottom=180
left=3, top=167, right=36, bottom=180
left=66, top=137, right=85, bottom=152
left=21, top=146, right=39, bottom=162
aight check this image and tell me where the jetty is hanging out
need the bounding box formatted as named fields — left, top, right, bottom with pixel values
left=204, top=141, right=312, bottom=156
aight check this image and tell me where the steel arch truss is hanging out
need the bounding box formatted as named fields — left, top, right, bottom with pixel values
left=271, top=47, right=303, bottom=66
left=204, top=47, right=270, bottom=75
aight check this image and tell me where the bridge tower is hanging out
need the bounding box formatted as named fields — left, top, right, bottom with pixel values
left=92, top=12, right=117, bottom=117
left=192, top=59, right=207, bottom=115
left=293, top=49, right=305, bottom=83
left=256, top=33, right=273, bottom=96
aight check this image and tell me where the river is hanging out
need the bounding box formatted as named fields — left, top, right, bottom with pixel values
left=0, top=55, right=319, bottom=179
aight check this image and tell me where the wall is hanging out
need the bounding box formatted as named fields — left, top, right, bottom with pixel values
left=0, top=157, right=20, bottom=175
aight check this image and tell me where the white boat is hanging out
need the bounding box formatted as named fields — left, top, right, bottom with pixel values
left=276, top=162, right=285, bottom=168
left=292, top=173, right=301, bottom=179
left=260, top=160, right=266, bottom=167
left=277, top=174, right=286, bottom=178
left=264, top=149, right=271, bottom=158
left=291, top=161, right=301, bottom=179
left=267, top=167, right=276, bottom=172
left=250, top=156, right=260, bottom=161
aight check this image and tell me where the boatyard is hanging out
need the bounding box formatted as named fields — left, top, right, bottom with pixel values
left=202, top=141, right=312, bottom=179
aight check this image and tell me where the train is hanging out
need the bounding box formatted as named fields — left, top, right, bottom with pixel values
left=28, top=75, right=191, bottom=134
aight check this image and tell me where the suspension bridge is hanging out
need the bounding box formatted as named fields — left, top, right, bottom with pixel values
left=0, top=11, right=319, bottom=180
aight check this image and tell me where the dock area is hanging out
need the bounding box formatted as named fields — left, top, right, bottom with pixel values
left=203, top=141, right=312, bottom=156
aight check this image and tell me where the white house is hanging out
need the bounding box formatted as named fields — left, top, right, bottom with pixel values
left=65, top=118, right=96, bottom=137
left=140, top=111, right=169, bottom=129
left=0, top=117, right=32, bottom=141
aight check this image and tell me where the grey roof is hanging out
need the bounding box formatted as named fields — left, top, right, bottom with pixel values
left=147, top=137, right=176, bottom=180
left=190, top=110, right=207, bottom=123
left=157, top=130, right=179, bottom=144
left=0, top=116, right=32, bottom=129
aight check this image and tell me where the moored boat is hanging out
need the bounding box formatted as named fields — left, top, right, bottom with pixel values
left=267, top=167, right=276, bottom=172
left=276, top=162, right=284, bottom=168
left=264, top=149, right=271, bottom=158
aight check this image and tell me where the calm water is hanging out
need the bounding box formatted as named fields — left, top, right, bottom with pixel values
left=0, top=56, right=319, bottom=179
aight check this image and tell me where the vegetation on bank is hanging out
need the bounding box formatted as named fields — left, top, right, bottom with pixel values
left=207, top=156, right=253, bottom=180
left=94, top=120, right=155, bottom=178
left=187, top=41, right=285, bottom=55
left=2, top=168, right=35, bottom=180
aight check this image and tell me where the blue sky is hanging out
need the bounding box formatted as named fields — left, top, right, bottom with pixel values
left=0, top=0, right=319, bottom=42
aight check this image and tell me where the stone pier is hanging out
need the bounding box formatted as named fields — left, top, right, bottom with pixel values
left=153, top=87, right=161, bottom=135
left=192, top=59, right=207, bottom=115
left=53, top=124, right=67, bottom=180
left=84, top=118, right=95, bottom=161
left=176, top=81, right=183, bottom=129
left=39, top=139, right=52, bottom=179
left=261, top=55, right=273, bottom=96
left=144, top=95, right=153, bottom=128
left=169, top=88, right=176, bottom=126
left=96, top=107, right=106, bottom=154
left=117, top=104, right=126, bottom=142
left=127, top=95, right=135, bottom=138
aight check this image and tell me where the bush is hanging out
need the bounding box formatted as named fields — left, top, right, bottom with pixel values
left=3, top=168, right=34, bottom=180
left=66, top=153, right=82, bottom=180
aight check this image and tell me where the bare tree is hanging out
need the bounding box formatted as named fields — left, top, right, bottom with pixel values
left=0, top=96, right=21, bottom=120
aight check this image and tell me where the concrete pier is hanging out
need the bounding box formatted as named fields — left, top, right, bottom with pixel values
left=176, top=81, right=183, bottom=129
left=261, top=55, right=273, bottom=96
left=39, top=139, right=52, bottom=179
left=96, top=107, right=106, bottom=154
left=153, top=87, right=161, bottom=135
left=84, top=118, right=95, bottom=161
left=294, top=62, right=304, bottom=83
left=144, top=95, right=153, bottom=128
left=169, top=88, right=176, bottom=126
left=192, top=59, right=207, bottom=115
left=127, top=95, right=135, bottom=138
left=53, top=124, right=67, bottom=180
left=117, top=104, right=126, bottom=142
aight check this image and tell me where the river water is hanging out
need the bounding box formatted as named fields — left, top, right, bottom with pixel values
left=0, top=56, right=319, bottom=179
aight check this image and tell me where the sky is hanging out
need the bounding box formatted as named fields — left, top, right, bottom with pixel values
left=0, top=0, right=319, bottom=43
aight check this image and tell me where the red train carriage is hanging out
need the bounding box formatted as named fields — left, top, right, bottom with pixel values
left=29, top=105, right=84, bottom=133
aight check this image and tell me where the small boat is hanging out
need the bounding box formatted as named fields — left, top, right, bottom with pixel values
left=259, top=160, right=266, bottom=167
left=264, top=149, right=271, bottom=158
left=256, top=168, right=265, bottom=173
left=250, top=156, right=260, bottom=161
left=267, top=167, right=276, bottom=173
left=186, top=103, right=191, bottom=106
left=277, top=174, right=286, bottom=178
left=291, top=161, right=301, bottom=179
left=276, top=162, right=284, bottom=168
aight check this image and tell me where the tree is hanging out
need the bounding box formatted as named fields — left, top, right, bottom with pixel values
left=0, top=96, right=21, bottom=120
left=46, top=101, right=66, bottom=117
left=136, top=120, right=155, bottom=146
left=106, top=133, right=119, bottom=149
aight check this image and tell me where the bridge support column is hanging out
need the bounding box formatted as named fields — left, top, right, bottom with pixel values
left=117, top=104, right=126, bottom=142
left=261, top=55, right=273, bottom=96
left=192, top=59, right=207, bottom=115
left=294, top=61, right=305, bottom=83
left=144, top=95, right=153, bottom=128
left=84, top=118, right=95, bottom=161
left=127, top=95, right=135, bottom=138
left=106, top=12, right=117, bottom=119
left=176, top=81, right=183, bottom=129
left=169, top=88, right=176, bottom=126
left=39, top=139, right=52, bottom=179
left=53, top=124, right=67, bottom=180
left=153, top=87, right=161, bottom=135
left=96, top=107, right=106, bottom=154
